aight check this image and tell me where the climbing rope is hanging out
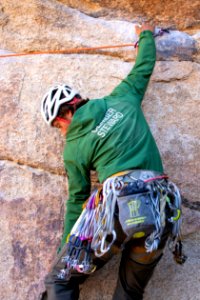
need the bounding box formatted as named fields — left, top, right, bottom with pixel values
left=0, top=28, right=169, bottom=59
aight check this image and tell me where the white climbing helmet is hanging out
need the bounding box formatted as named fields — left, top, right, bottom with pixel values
left=41, top=84, right=78, bottom=125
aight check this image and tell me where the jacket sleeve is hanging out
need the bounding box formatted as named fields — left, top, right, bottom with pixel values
left=60, top=155, right=91, bottom=248
left=110, top=30, right=156, bottom=103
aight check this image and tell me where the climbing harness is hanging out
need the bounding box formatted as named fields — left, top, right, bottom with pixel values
left=57, top=169, right=185, bottom=280
left=0, top=28, right=169, bottom=59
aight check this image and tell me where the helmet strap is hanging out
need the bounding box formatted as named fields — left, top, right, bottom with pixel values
left=68, top=97, right=81, bottom=105
left=68, top=97, right=82, bottom=114
left=55, top=117, right=71, bottom=125
left=55, top=97, right=81, bottom=124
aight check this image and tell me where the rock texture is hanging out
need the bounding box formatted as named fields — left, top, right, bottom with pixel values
left=0, top=1, right=199, bottom=61
left=58, top=0, right=200, bottom=32
left=0, top=0, right=200, bottom=299
left=0, top=160, right=68, bottom=300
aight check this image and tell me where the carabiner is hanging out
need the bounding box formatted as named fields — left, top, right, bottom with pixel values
left=100, top=230, right=117, bottom=255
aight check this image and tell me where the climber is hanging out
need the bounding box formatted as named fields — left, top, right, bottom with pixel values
left=40, top=23, right=176, bottom=300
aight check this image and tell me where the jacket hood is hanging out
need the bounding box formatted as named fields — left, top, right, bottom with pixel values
left=66, top=98, right=107, bottom=141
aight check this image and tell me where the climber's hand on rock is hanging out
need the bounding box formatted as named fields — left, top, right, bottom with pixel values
left=135, top=23, right=155, bottom=36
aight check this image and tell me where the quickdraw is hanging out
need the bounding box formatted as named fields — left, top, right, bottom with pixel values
left=144, top=179, right=182, bottom=252
left=57, top=237, right=96, bottom=280
left=57, top=178, right=123, bottom=279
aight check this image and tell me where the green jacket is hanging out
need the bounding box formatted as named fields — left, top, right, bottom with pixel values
left=61, top=30, right=163, bottom=248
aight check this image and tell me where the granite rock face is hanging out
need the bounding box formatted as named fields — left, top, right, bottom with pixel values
left=0, top=1, right=200, bottom=299
left=0, top=160, right=68, bottom=300
left=0, top=1, right=199, bottom=62
left=58, top=0, right=200, bottom=31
